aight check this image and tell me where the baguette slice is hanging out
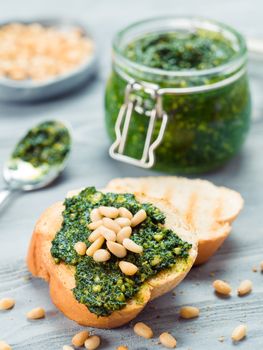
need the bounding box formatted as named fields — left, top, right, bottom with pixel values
left=107, top=177, right=244, bottom=265
left=27, top=191, right=197, bottom=328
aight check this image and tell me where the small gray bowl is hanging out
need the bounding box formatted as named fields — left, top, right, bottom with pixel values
left=0, top=18, right=97, bottom=102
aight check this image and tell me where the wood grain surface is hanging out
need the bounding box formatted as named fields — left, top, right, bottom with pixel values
left=0, top=0, right=263, bottom=349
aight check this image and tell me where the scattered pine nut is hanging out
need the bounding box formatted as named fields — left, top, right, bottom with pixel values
left=134, top=322, right=153, bottom=339
left=86, top=236, right=105, bottom=257
left=63, top=346, right=74, bottom=350
left=159, top=332, right=177, bottom=348
left=119, top=207, right=133, bottom=220
left=213, top=280, right=231, bottom=295
left=87, top=220, right=103, bottom=230
left=26, top=307, right=45, bottom=319
left=0, top=298, right=15, bottom=310
left=115, top=217, right=131, bottom=227
left=131, top=209, right=147, bottom=227
left=179, top=306, right=199, bottom=319
left=237, top=280, right=252, bottom=296
left=90, top=208, right=102, bottom=222
left=260, top=261, right=263, bottom=272
left=117, top=226, right=132, bottom=244
left=99, top=206, right=119, bottom=219
left=231, top=324, right=247, bottom=342
left=119, top=261, right=138, bottom=276
left=0, top=340, right=12, bottom=350
left=122, top=238, right=143, bottom=254
left=93, top=249, right=111, bottom=262
left=74, top=241, right=87, bottom=256
left=107, top=241, right=127, bottom=258
left=252, top=266, right=258, bottom=272
left=72, top=330, right=90, bottom=347
left=103, top=217, right=121, bottom=233
left=116, top=346, right=128, bottom=350
left=84, top=335, right=101, bottom=349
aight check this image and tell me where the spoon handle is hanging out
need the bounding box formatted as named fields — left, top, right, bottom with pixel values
left=0, top=189, right=12, bottom=209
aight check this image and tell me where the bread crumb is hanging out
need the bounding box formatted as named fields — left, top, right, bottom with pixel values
left=23, top=275, right=32, bottom=281
left=218, top=336, right=225, bottom=342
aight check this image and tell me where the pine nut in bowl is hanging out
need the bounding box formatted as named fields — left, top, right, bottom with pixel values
left=0, top=18, right=97, bottom=102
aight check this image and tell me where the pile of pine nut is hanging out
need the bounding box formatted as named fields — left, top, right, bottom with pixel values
left=0, top=23, right=93, bottom=81
left=74, top=206, right=146, bottom=275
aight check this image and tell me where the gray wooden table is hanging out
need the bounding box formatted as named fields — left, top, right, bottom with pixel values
left=0, top=0, right=263, bottom=349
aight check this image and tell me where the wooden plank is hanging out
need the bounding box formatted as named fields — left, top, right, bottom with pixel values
left=0, top=0, right=263, bottom=348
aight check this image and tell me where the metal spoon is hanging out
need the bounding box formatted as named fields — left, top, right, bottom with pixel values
left=0, top=120, right=72, bottom=209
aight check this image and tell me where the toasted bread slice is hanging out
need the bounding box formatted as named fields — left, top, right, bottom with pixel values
left=27, top=191, right=197, bottom=328
left=107, top=177, right=244, bottom=265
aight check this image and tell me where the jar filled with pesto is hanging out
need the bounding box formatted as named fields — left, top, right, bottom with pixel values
left=105, top=17, right=251, bottom=173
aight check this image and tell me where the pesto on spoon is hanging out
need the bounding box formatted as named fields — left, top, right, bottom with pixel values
left=0, top=120, right=71, bottom=208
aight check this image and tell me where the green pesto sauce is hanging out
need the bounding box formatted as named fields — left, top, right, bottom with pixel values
left=105, top=29, right=251, bottom=174
left=124, top=30, right=237, bottom=71
left=51, top=187, right=192, bottom=316
left=12, top=120, right=71, bottom=168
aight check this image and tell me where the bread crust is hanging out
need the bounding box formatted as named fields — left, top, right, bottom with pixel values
left=106, top=177, right=244, bottom=265
left=27, top=192, right=197, bottom=328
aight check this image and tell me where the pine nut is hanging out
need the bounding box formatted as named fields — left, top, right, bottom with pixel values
left=119, top=261, right=138, bottom=276
left=116, top=346, right=128, bottom=350
left=87, top=220, right=103, bottom=230
left=63, top=346, right=73, bottom=350
left=131, top=209, right=147, bottom=227
left=115, top=217, right=131, bottom=227
left=86, top=236, right=105, bottom=256
left=231, top=324, right=247, bottom=342
left=179, top=306, right=199, bottom=319
left=90, top=208, right=102, bottom=222
left=84, top=335, right=101, bottom=349
left=99, top=206, right=119, bottom=218
left=237, top=280, right=252, bottom=296
left=122, top=238, right=143, bottom=254
left=72, top=330, right=90, bottom=347
left=133, top=322, right=153, bottom=339
left=119, top=207, right=133, bottom=220
left=260, top=261, right=263, bottom=271
left=117, top=226, right=132, bottom=244
left=0, top=298, right=15, bottom=310
left=159, top=332, right=177, bottom=348
left=107, top=241, right=127, bottom=258
left=102, top=217, right=121, bottom=233
left=93, top=249, right=111, bottom=262
left=74, top=242, right=87, bottom=256
left=88, top=226, right=104, bottom=243
left=26, top=307, right=45, bottom=319
left=101, top=228, right=116, bottom=242
left=213, top=280, right=232, bottom=295
left=0, top=341, right=12, bottom=350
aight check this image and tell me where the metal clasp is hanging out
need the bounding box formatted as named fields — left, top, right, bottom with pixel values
left=109, top=82, right=168, bottom=169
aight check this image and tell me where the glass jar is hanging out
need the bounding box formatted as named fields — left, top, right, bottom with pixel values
left=105, top=17, right=251, bottom=174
